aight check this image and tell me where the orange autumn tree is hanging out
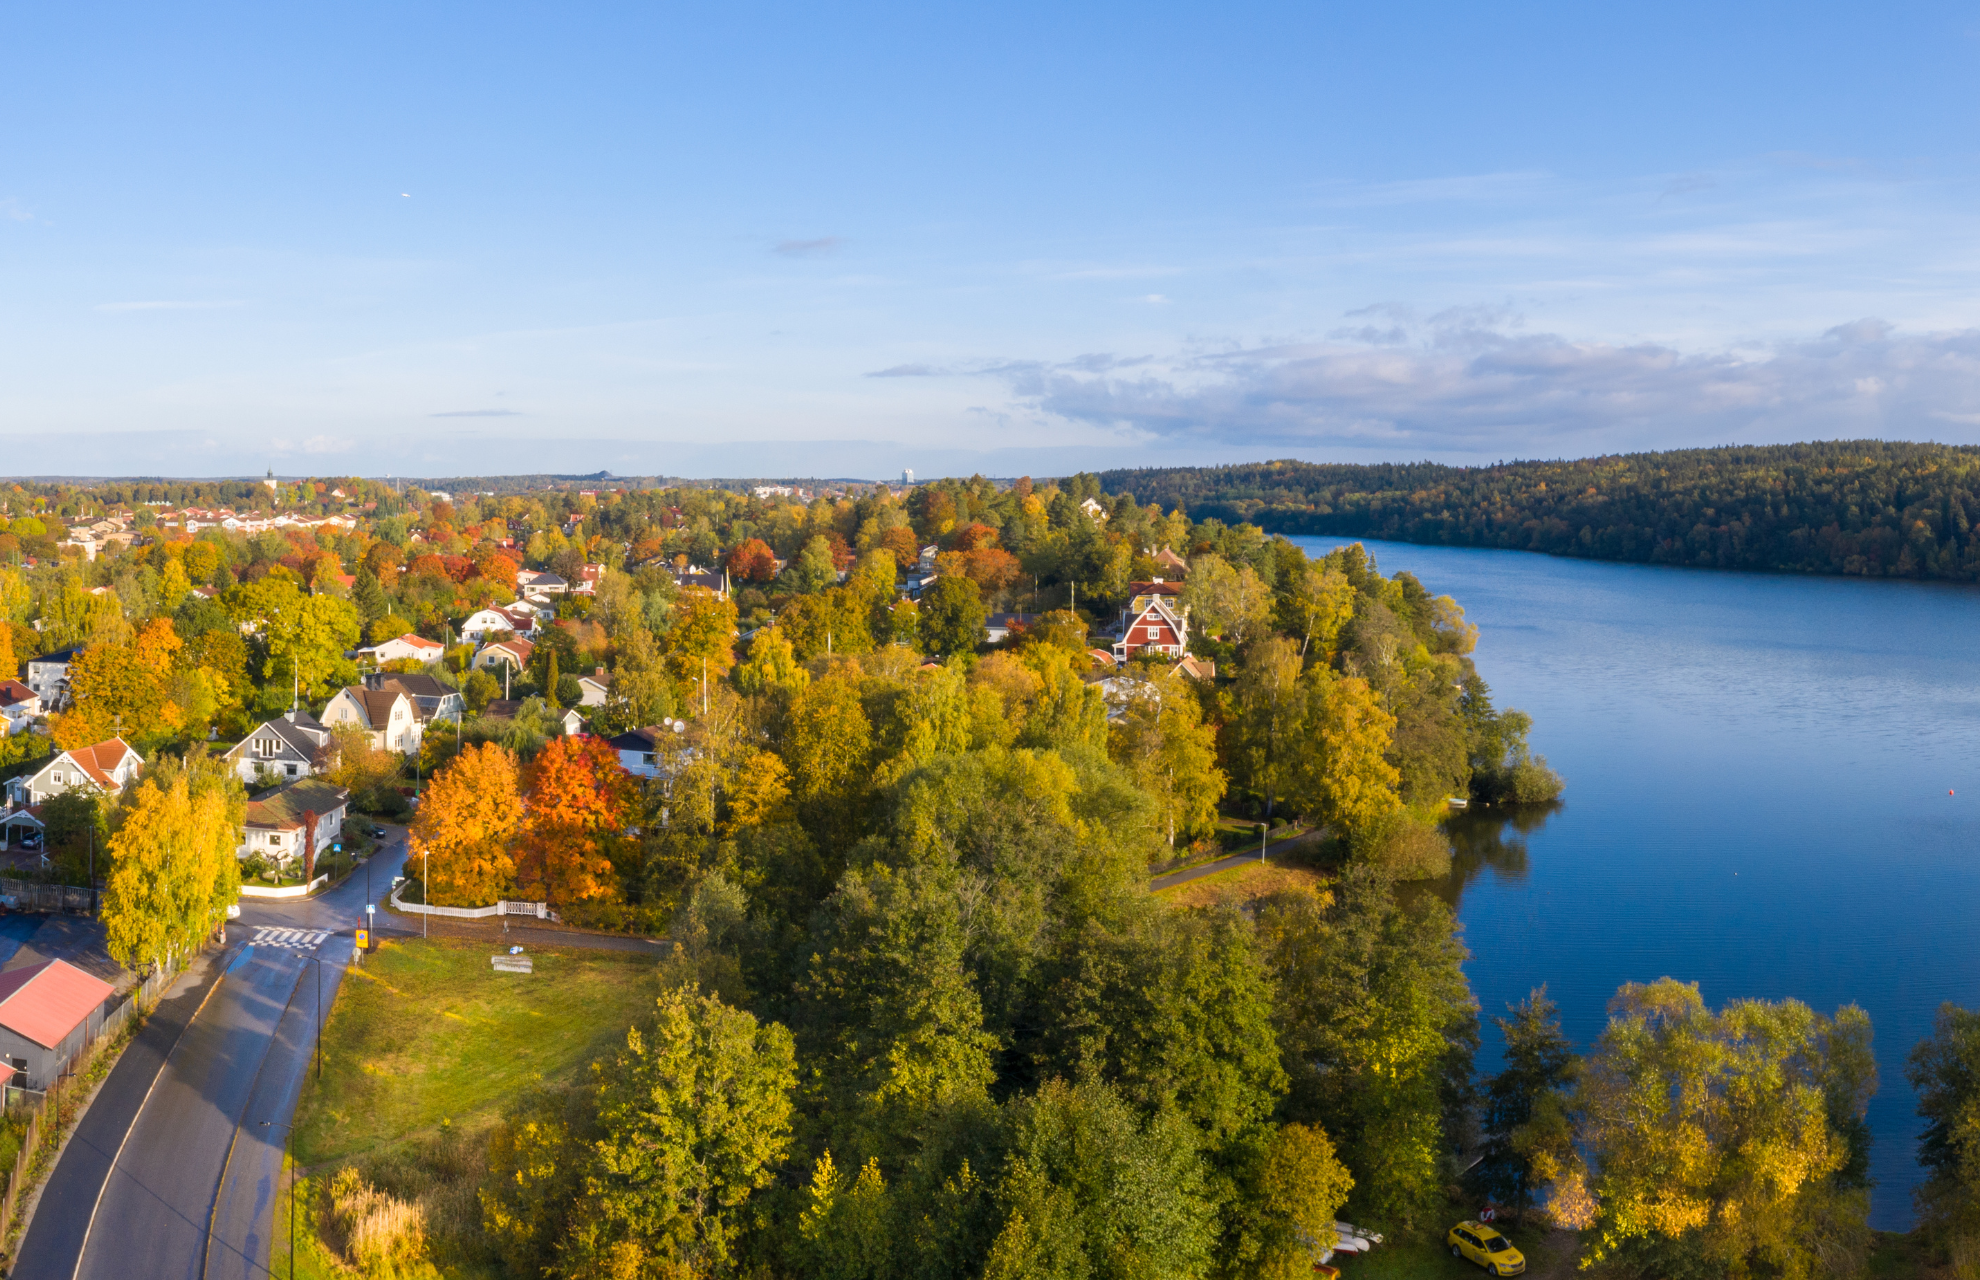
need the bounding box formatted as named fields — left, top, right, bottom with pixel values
left=520, top=735, right=638, bottom=906
left=410, top=743, right=524, bottom=906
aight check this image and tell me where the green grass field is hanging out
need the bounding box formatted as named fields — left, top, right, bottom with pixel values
left=295, top=938, right=660, bottom=1166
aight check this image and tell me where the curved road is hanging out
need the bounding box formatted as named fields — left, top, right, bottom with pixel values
left=13, top=828, right=410, bottom=1280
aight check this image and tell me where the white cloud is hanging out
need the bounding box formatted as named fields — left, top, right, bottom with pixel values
left=982, top=315, right=1980, bottom=455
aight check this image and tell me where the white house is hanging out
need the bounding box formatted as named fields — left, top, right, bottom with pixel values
left=573, top=564, right=604, bottom=595
left=220, top=709, right=333, bottom=786
left=576, top=668, right=612, bottom=706
left=355, top=633, right=444, bottom=666
left=518, top=570, right=569, bottom=597
left=460, top=606, right=538, bottom=643
left=23, top=648, right=83, bottom=711
left=7, top=738, right=143, bottom=807
left=0, top=680, right=41, bottom=735
left=321, top=686, right=421, bottom=754
left=362, top=673, right=465, bottom=727
left=239, top=778, right=350, bottom=869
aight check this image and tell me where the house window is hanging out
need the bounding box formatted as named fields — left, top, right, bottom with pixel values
left=286, top=764, right=298, bottom=777
left=255, top=737, right=274, bottom=757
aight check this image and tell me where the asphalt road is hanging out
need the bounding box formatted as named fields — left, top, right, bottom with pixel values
left=12, top=826, right=409, bottom=1280
left=16, top=821, right=669, bottom=1280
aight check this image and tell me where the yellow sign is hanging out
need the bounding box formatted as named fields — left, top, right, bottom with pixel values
left=355, top=928, right=369, bottom=950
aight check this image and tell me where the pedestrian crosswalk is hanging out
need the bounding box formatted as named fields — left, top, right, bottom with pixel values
left=250, top=927, right=332, bottom=951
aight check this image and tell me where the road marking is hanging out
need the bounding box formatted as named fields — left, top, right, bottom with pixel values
left=249, top=928, right=331, bottom=951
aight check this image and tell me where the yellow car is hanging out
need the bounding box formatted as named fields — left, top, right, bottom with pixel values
left=1447, top=1220, right=1525, bottom=1275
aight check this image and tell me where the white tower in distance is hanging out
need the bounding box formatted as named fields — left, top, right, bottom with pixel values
left=902, top=468, right=914, bottom=486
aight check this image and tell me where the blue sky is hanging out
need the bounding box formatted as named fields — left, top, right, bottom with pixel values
left=4, top=1, right=1979, bottom=478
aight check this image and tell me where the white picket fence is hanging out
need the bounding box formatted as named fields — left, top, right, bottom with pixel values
left=388, top=881, right=553, bottom=921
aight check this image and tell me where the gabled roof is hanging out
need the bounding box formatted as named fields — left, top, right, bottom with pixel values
left=62, top=739, right=140, bottom=788
left=361, top=632, right=441, bottom=654
left=27, top=648, right=82, bottom=667
left=1127, top=580, right=1183, bottom=597
left=365, top=673, right=453, bottom=701
left=244, top=778, right=351, bottom=831
left=0, top=680, right=37, bottom=709
left=608, top=727, right=662, bottom=752
left=578, top=668, right=612, bottom=688
left=337, top=687, right=409, bottom=730
left=482, top=638, right=534, bottom=663
left=0, top=959, right=114, bottom=1049
left=224, top=711, right=331, bottom=764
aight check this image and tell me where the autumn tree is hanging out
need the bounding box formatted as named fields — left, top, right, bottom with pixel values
left=663, top=586, right=739, bottom=702
left=411, top=743, right=523, bottom=906
left=1108, top=669, right=1226, bottom=848
left=103, top=755, right=245, bottom=973
left=726, top=537, right=778, bottom=583
left=1287, top=670, right=1403, bottom=844
left=1227, top=637, right=1304, bottom=818
left=520, top=734, right=638, bottom=905
left=1469, top=987, right=1577, bottom=1223
left=1183, top=553, right=1273, bottom=645
left=1576, top=978, right=1877, bottom=1274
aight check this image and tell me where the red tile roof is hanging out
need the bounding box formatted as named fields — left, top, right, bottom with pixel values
left=66, top=739, right=138, bottom=789
left=0, top=680, right=35, bottom=709
left=0, top=959, right=114, bottom=1048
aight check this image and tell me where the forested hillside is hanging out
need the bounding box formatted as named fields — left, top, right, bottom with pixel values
left=1098, top=441, right=1980, bottom=580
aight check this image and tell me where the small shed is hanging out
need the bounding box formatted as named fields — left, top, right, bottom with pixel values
left=0, top=959, right=115, bottom=1090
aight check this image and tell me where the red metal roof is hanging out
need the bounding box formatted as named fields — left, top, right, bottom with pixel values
left=0, top=960, right=114, bottom=1048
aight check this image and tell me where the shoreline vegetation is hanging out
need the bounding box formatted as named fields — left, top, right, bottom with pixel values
left=1097, top=441, right=1980, bottom=583
left=14, top=465, right=1980, bottom=1274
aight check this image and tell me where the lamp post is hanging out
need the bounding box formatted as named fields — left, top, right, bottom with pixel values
left=422, top=849, right=429, bottom=939
left=1259, top=821, right=1268, bottom=863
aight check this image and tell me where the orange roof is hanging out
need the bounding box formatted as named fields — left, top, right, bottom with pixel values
left=0, top=959, right=114, bottom=1048
left=66, top=738, right=137, bottom=789
left=0, top=680, right=35, bottom=709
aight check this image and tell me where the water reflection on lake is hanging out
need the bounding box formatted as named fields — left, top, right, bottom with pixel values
left=1291, top=535, right=1980, bottom=1229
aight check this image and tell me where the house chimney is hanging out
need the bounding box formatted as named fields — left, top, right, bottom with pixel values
left=595, top=666, right=605, bottom=677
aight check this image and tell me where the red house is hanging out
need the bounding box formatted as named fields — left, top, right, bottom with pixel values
left=1113, top=597, right=1189, bottom=661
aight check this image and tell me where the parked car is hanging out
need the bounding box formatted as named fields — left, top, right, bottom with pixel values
left=367, top=825, right=388, bottom=839
left=16, top=832, right=41, bottom=850
left=1447, top=1221, right=1524, bottom=1275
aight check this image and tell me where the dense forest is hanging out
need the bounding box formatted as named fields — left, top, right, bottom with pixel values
left=1097, top=441, right=1980, bottom=581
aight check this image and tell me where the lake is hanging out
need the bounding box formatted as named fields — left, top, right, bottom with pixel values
left=1288, top=535, right=1980, bottom=1230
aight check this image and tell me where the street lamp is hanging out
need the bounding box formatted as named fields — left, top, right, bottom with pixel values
left=422, top=848, right=429, bottom=939
left=1259, top=821, right=1268, bottom=863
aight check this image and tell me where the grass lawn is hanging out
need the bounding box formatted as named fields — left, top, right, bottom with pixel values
left=1156, top=858, right=1331, bottom=909
left=295, top=937, right=661, bottom=1166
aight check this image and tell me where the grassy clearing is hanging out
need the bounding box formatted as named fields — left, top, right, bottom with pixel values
left=1156, top=858, right=1332, bottom=909
left=295, top=937, right=659, bottom=1167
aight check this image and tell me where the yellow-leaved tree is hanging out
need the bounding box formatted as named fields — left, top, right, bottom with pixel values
left=103, top=753, right=244, bottom=974
left=410, top=742, right=523, bottom=907
left=1290, top=670, right=1402, bottom=843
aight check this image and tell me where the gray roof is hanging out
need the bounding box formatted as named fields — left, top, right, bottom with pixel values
left=223, top=711, right=331, bottom=766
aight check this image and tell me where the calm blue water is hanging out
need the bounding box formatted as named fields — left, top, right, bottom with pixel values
left=1290, top=536, right=1980, bottom=1230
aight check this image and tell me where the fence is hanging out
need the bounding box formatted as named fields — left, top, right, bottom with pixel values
left=0, top=879, right=93, bottom=914
left=388, top=882, right=554, bottom=921
left=0, top=950, right=188, bottom=1247
left=238, top=874, right=329, bottom=900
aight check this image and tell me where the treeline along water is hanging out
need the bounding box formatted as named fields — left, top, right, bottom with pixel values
left=1287, top=536, right=1980, bottom=1230
left=1106, top=442, right=1980, bottom=580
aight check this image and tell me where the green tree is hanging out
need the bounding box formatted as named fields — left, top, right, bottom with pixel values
left=782, top=534, right=839, bottom=595
left=1910, top=1004, right=1980, bottom=1244
left=984, top=1078, right=1217, bottom=1280
left=557, top=986, right=797, bottom=1278
left=1287, top=669, right=1403, bottom=844
left=1469, top=987, right=1576, bottom=1223
left=264, top=593, right=361, bottom=699
left=1257, top=866, right=1476, bottom=1233
left=919, top=576, right=987, bottom=656
left=542, top=646, right=561, bottom=709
